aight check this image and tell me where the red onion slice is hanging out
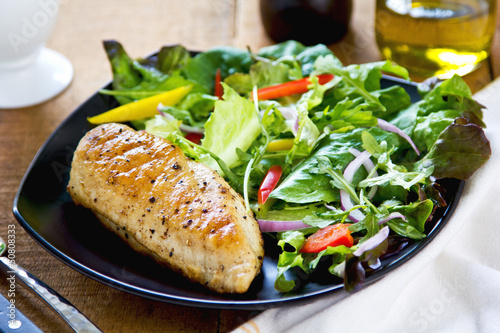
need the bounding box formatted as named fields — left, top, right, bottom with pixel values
left=257, top=219, right=310, bottom=232
left=377, top=118, right=420, bottom=156
left=324, top=203, right=336, bottom=211
left=278, top=107, right=299, bottom=136
left=343, top=150, right=372, bottom=183
left=293, top=117, right=300, bottom=135
left=353, top=226, right=389, bottom=257
left=348, top=148, right=378, bottom=200
left=277, top=106, right=298, bottom=120
left=158, top=108, right=172, bottom=119
left=180, top=124, right=204, bottom=134
left=377, top=212, right=406, bottom=225
left=340, top=150, right=373, bottom=222
left=340, top=191, right=366, bottom=222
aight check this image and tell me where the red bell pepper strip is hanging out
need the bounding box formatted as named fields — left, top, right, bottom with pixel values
left=253, top=74, right=334, bottom=101
left=214, top=68, right=223, bottom=99
left=299, top=223, right=353, bottom=253
left=185, top=132, right=203, bottom=145
left=257, top=165, right=283, bottom=205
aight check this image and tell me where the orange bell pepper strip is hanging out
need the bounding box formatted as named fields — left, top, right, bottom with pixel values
left=299, top=223, right=353, bottom=253
left=252, top=74, right=334, bottom=101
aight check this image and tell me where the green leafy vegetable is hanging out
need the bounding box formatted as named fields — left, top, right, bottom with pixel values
left=183, top=46, right=252, bottom=91
left=154, top=45, right=191, bottom=75
left=271, top=128, right=401, bottom=204
left=144, top=115, right=182, bottom=137
left=414, top=121, right=491, bottom=179
left=313, top=56, right=410, bottom=112
left=102, top=40, right=201, bottom=105
left=201, top=83, right=261, bottom=169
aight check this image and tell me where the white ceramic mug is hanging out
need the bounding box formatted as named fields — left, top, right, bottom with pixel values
left=0, top=0, right=72, bottom=108
left=0, top=0, right=59, bottom=69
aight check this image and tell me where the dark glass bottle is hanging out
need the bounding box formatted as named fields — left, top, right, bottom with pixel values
left=259, top=0, right=353, bottom=45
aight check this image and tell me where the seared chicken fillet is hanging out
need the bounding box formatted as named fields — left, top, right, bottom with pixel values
left=67, top=123, right=264, bottom=293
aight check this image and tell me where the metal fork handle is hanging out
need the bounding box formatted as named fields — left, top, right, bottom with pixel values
left=0, top=256, right=102, bottom=333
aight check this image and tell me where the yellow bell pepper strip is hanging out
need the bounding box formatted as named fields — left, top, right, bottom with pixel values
left=87, top=85, right=192, bottom=124
left=266, top=138, right=295, bottom=152
left=251, top=74, right=334, bottom=101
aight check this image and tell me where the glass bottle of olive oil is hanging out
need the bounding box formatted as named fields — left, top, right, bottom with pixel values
left=375, top=0, right=497, bottom=78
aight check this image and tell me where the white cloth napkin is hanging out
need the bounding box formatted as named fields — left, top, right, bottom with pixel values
left=233, top=79, right=500, bottom=333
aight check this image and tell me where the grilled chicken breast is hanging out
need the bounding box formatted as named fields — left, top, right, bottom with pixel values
left=67, top=123, right=264, bottom=293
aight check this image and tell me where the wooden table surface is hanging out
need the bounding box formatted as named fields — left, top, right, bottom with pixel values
left=1, top=1, right=499, bottom=332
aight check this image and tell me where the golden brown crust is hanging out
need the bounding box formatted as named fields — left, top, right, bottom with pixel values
left=67, top=123, right=263, bottom=293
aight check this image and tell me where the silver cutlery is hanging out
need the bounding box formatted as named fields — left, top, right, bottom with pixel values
left=0, top=235, right=102, bottom=333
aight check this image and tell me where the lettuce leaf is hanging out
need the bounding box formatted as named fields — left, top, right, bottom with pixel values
left=312, top=97, right=378, bottom=132
left=183, top=46, right=252, bottom=92
left=412, top=109, right=463, bottom=152
left=104, top=41, right=141, bottom=87
left=271, top=128, right=401, bottom=204
left=160, top=92, right=217, bottom=127
left=410, top=74, right=487, bottom=153
left=154, top=45, right=191, bottom=75
left=102, top=40, right=202, bottom=105
left=144, top=115, right=182, bottom=137
left=414, top=121, right=491, bottom=180
left=386, top=199, right=433, bottom=238
left=313, top=56, right=409, bottom=113
left=405, top=75, right=491, bottom=179
left=257, top=40, right=338, bottom=76
left=257, top=40, right=307, bottom=59
left=274, top=229, right=353, bottom=292
left=224, top=58, right=303, bottom=95
left=201, top=83, right=261, bottom=168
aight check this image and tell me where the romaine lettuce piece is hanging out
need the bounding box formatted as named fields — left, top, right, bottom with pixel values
left=201, top=83, right=261, bottom=168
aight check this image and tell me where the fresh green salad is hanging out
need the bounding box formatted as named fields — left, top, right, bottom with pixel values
left=98, top=40, right=491, bottom=293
